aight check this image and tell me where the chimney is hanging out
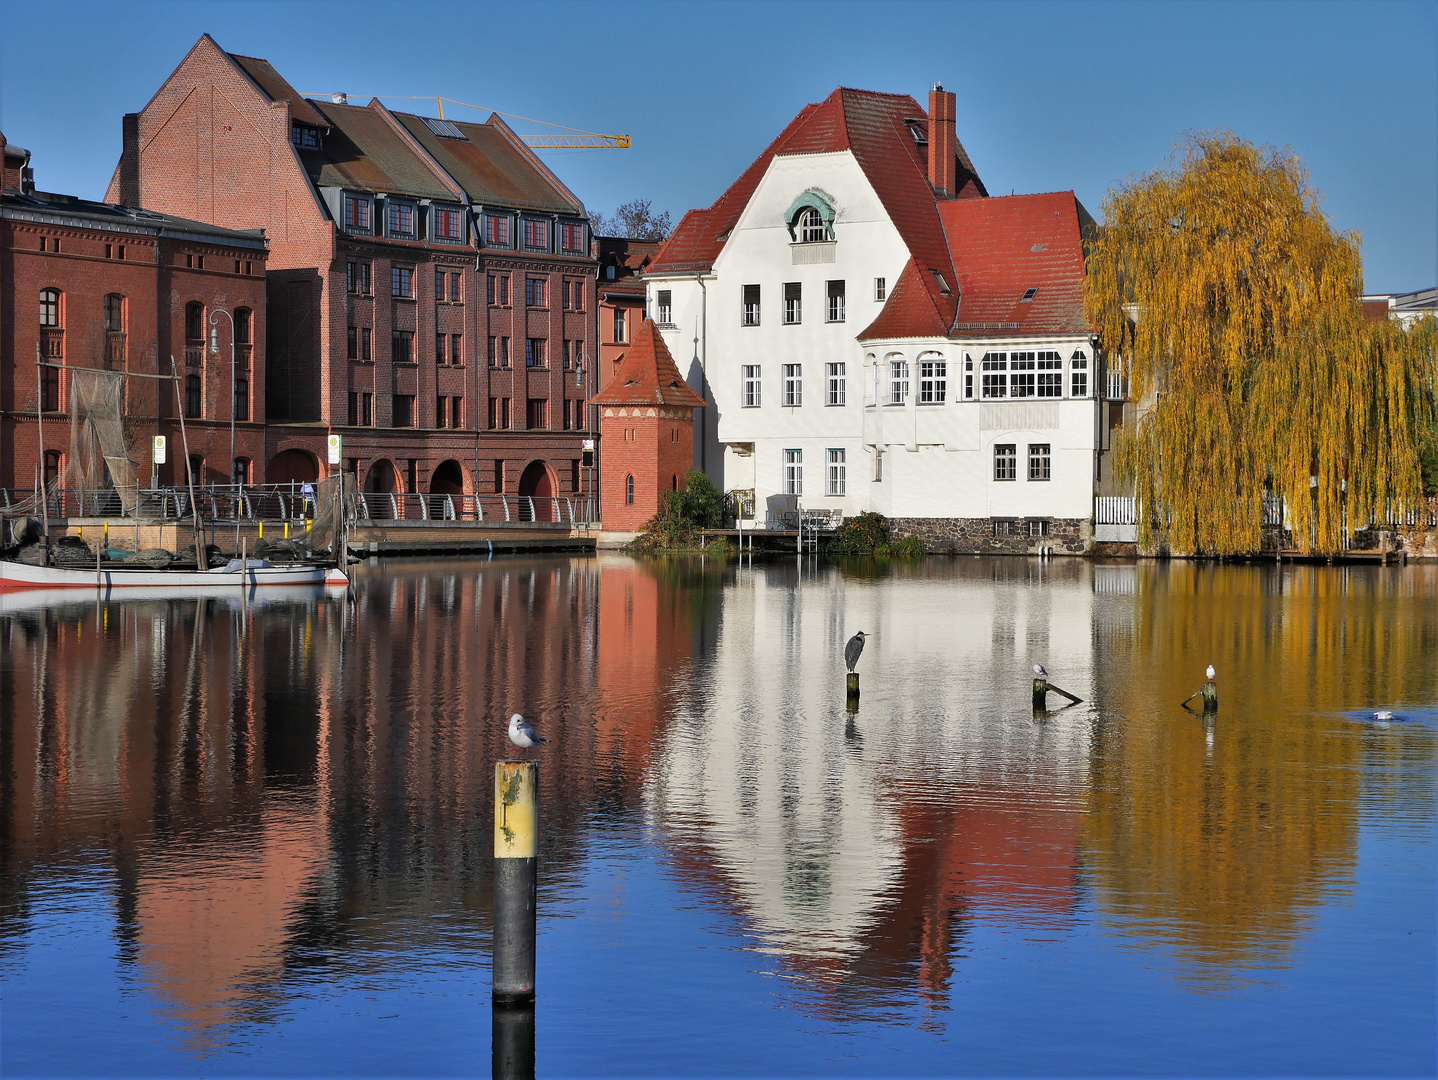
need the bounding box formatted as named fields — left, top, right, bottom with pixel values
left=2, top=131, right=31, bottom=193
left=928, top=83, right=957, bottom=199
left=117, top=113, right=140, bottom=207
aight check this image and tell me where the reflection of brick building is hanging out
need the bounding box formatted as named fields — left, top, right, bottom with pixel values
left=1, top=131, right=268, bottom=490
left=590, top=318, right=705, bottom=532
left=108, top=34, right=596, bottom=503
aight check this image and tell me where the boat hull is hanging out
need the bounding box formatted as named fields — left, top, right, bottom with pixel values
left=0, top=559, right=347, bottom=592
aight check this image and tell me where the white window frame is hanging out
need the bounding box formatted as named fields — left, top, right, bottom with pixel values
left=657, top=290, right=672, bottom=325
left=1028, top=443, right=1051, bottom=481
left=919, top=356, right=947, bottom=404
left=994, top=444, right=1017, bottom=481
left=742, top=365, right=761, bottom=408
left=827, top=449, right=846, bottom=496
left=1036, top=350, right=1063, bottom=398
left=888, top=358, right=909, bottom=405
left=826, top=362, right=846, bottom=406
left=826, top=280, right=845, bottom=323
left=964, top=353, right=974, bottom=399
left=874, top=277, right=886, bottom=301
left=783, top=363, right=802, bottom=407
left=1010, top=351, right=1037, bottom=398
left=797, top=208, right=828, bottom=243
left=1070, top=350, right=1089, bottom=397
left=783, top=282, right=801, bottom=325
left=743, top=284, right=761, bottom=326
left=784, top=449, right=803, bottom=495
left=981, top=352, right=1008, bottom=399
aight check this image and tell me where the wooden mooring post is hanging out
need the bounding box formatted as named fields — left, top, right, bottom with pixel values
left=846, top=672, right=860, bottom=701
left=1181, top=665, right=1218, bottom=713
left=494, top=761, right=539, bottom=1005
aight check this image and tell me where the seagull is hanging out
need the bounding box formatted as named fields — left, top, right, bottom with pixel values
left=845, top=631, right=868, bottom=673
left=1374, top=710, right=1395, bottom=722
left=1033, top=663, right=1049, bottom=679
left=1206, top=665, right=1216, bottom=680
left=508, top=713, right=547, bottom=751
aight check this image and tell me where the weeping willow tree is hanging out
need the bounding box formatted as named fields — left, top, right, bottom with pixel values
left=1087, top=132, right=1437, bottom=555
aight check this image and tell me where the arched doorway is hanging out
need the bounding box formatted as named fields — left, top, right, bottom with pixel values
left=365, top=459, right=398, bottom=493
left=268, top=449, right=319, bottom=485
left=517, top=460, right=554, bottom=522
left=430, top=460, right=465, bottom=519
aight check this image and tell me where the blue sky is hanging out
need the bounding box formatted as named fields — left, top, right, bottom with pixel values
left=1, top=0, right=1433, bottom=291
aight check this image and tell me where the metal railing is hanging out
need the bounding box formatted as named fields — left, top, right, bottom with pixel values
left=355, top=492, right=598, bottom=525
left=1093, top=496, right=1136, bottom=525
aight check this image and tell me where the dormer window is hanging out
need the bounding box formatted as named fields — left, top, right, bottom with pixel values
left=343, top=193, right=372, bottom=234
left=433, top=206, right=463, bottom=243
left=1022, top=287, right=1038, bottom=302
left=387, top=201, right=415, bottom=238
left=797, top=207, right=829, bottom=243
left=291, top=125, right=320, bottom=150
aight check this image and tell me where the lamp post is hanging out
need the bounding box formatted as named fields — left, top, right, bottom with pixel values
left=208, top=308, right=237, bottom=486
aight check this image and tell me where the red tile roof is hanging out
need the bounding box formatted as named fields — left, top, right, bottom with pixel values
left=591, top=319, right=706, bottom=408
left=647, top=88, right=984, bottom=287
left=227, top=53, right=329, bottom=128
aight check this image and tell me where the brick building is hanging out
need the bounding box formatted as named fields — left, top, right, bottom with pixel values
left=1, top=131, right=268, bottom=494
left=108, top=34, right=598, bottom=502
left=595, top=236, right=663, bottom=395
left=590, top=318, right=705, bottom=532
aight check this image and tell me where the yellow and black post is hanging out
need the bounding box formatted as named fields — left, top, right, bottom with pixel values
left=493, top=760, right=538, bottom=1005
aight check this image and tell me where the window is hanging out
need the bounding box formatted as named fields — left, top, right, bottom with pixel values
left=994, top=519, right=1015, bottom=537
left=347, top=261, right=371, bottom=294
left=1010, top=352, right=1036, bottom=398
left=197, top=255, right=204, bottom=270
left=291, top=125, right=319, bottom=149
left=525, top=277, right=548, bottom=307
left=561, top=221, right=585, bottom=253
left=783, top=364, right=802, bottom=407
left=348, top=326, right=359, bottom=360
left=827, top=449, right=846, bottom=496
left=118, top=246, right=126, bottom=260
left=451, top=334, right=462, bottom=365
left=185, top=374, right=202, bottom=418
left=527, top=398, right=548, bottom=429
left=436, top=396, right=447, bottom=428
left=392, top=330, right=414, bottom=364
left=388, top=201, right=415, bottom=238
left=994, top=444, right=1017, bottom=481
left=1070, top=350, right=1088, bottom=397
left=485, top=213, right=511, bottom=247
left=433, top=207, right=463, bottom=242
left=826, top=280, right=845, bottom=322
left=489, top=336, right=511, bottom=367
left=657, top=290, right=672, bottom=325
left=450, top=273, right=462, bottom=303
left=362, top=392, right=373, bottom=426
left=451, top=396, right=463, bottom=428
left=104, top=293, right=124, bottom=332
left=568, top=280, right=584, bottom=311
left=39, top=288, right=60, bottom=327
left=826, top=362, right=846, bottom=406
left=436, top=269, right=447, bottom=300
left=625, top=474, right=634, bottom=505
left=875, top=277, right=886, bottom=301
left=41, top=361, right=61, bottom=411
left=234, top=378, right=249, bottom=421
left=889, top=358, right=909, bottom=405
left=436, top=334, right=447, bottom=363
left=919, top=356, right=947, bottom=403
left=964, top=353, right=974, bottom=399
left=235, top=308, right=251, bottom=344
left=613, top=307, right=626, bottom=342
left=981, top=352, right=1007, bottom=398
left=344, top=194, right=371, bottom=232
left=1037, top=351, right=1063, bottom=397
left=742, top=364, right=761, bottom=407
left=348, top=392, right=358, bottom=426
left=185, top=253, right=192, bottom=268
left=360, top=327, right=371, bottom=361
left=526, top=338, right=547, bottom=368
left=392, top=267, right=414, bottom=298
left=1028, top=443, right=1051, bottom=481
left=488, top=274, right=509, bottom=306
left=743, top=284, right=761, bottom=326
left=521, top=218, right=549, bottom=251
left=797, top=207, right=828, bottom=243
left=181, top=301, right=203, bottom=341
left=784, top=449, right=803, bottom=495
left=783, top=282, right=801, bottom=324
left=1029, top=519, right=1050, bottom=537
left=393, top=395, right=414, bottom=427
left=606, top=264, right=616, bottom=280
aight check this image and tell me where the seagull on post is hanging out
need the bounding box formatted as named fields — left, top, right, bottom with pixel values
left=508, top=713, right=547, bottom=753
left=1206, top=665, right=1216, bottom=680
left=1033, top=663, right=1049, bottom=679
left=845, top=631, right=868, bottom=673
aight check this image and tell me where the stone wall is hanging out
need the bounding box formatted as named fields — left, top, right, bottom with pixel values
left=890, top=517, right=1091, bottom=555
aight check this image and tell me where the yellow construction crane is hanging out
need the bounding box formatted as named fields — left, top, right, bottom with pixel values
left=309, top=93, right=630, bottom=149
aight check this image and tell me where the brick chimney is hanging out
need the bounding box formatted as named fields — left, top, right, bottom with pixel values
left=117, top=113, right=140, bottom=207
left=928, top=83, right=957, bottom=199
left=2, top=131, right=31, bottom=192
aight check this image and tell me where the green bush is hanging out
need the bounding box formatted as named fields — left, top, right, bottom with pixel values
left=822, top=512, right=925, bottom=557
left=631, top=470, right=724, bottom=553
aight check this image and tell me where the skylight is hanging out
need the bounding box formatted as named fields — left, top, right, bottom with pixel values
left=422, top=117, right=467, bottom=140
left=1022, top=288, right=1038, bottom=302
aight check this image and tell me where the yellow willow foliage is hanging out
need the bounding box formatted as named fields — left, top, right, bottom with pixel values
left=1086, top=132, right=1437, bottom=555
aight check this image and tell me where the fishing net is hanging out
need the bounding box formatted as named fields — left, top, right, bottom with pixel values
left=65, top=368, right=140, bottom=515
left=306, top=473, right=361, bottom=555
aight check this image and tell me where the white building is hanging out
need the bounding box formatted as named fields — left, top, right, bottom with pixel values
left=644, top=86, right=1119, bottom=553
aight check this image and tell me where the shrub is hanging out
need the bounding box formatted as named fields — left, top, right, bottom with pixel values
left=631, top=470, right=723, bottom=553
left=823, top=512, right=926, bottom=557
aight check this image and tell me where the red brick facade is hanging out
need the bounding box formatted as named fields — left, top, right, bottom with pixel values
left=2, top=152, right=268, bottom=493
left=108, top=35, right=598, bottom=501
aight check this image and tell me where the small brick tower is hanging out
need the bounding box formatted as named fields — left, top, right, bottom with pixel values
left=591, top=318, right=706, bottom=532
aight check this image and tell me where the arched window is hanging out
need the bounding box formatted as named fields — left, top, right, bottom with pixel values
left=104, top=294, right=127, bottom=368
left=39, top=288, right=61, bottom=327
left=672, top=474, right=678, bottom=490
left=185, top=302, right=204, bottom=341
left=235, top=307, right=252, bottom=343
left=625, top=474, right=634, bottom=505
left=797, top=207, right=828, bottom=243
left=185, top=374, right=202, bottom=418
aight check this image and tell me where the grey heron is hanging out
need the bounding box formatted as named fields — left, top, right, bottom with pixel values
left=1033, top=663, right=1048, bottom=679
left=845, top=631, right=868, bottom=672
left=508, top=713, right=547, bottom=751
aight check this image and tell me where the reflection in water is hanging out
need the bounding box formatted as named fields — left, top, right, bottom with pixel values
left=0, top=558, right=1434, bottom=1064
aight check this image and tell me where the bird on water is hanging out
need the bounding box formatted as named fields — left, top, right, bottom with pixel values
left=1374, top=710, right=1395, bottom=722
left=1033, top=663, right=1049, bottom=679
left=845, top=631, right=868, bottom=672
left=508, top=713, right=547, bottom=751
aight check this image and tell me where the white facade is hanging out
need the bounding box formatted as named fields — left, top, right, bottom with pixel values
left=647, top=152, right=1103, bottom=530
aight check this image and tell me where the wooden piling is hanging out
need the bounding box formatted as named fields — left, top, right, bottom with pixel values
left=1201, top=679, right=1218, bottom=711
left=846, top=672, right=860, bottom=700
left=494, top=761, right=539, bottom=1005
left=1033, top=678, right=1048, bottom=710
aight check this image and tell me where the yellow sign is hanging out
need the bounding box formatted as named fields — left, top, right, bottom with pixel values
left=153, top=435, right=167, bottom=464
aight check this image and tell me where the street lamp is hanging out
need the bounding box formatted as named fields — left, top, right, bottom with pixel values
left=208, top=308, right=237, bottom=486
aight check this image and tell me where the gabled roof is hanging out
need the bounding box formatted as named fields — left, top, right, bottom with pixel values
left=299, top=102, right=456, bottom=200
left=856, top=259, right=953, bottom=341
left=646, top=87, right=985, bottom=318
left=227, top=52, right=329, bottom=128
left=598, top=236, right=662, bottom=297
left=939, top=191, right=1092, bottom=339
left=591, top=319, right=706, bottom=408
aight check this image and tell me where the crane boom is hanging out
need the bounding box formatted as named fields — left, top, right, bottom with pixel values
left=522, top=133, right=631, bottom=150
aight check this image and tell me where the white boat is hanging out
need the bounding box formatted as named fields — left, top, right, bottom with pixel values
left=0, top=557, right=347, bottom=593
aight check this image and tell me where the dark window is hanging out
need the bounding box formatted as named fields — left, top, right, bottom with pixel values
left=185, top=302, right=203, bottom=340
left=104, top=293, right=124, bottom=332
left=525, top=277, right=548, bottom=307
left=488, top=274, right=509, bottom=305
left=392, top=267, right=414, bottom=298
left=362, top=393, right=373, bottom=426
left=433, top=207, right=462, bottom=242
left=392, top=330, right=414, bottom=363
left=185, top=374, right=202, bottom=418
left=393, top=395, right=414, bottom=427
left=485, top=214, right=511, bottom=246
left=451, top=334, right=462, bottom=364
left=743, top=284, right=761, bottom=326
left=657, top=290, right=672, bottom=324
left=436, top=396, right=447, bottom=428
left=360, top=328, right=371, bottom=361
left=783, top=282, right=801, bottom=324
left=388, top=201, right=415, bottom=237
left=527, top=398, right=548, bottom=429
left=344, top=194, right=371, bottom=232
left=450, top=273, right=462, bottom=303
left=235, top=308, right=252, bottom=343
left=625, top=474, right=634, bottom=505
left=1037, top=351, right=1063, bottom=398
left=235, top=457, right=250, bottom=485
left=561, top=221, right=585, bottom=253
left=348, top=392, right=358, bottom=426
left=234, top=378, right=249, bottom=421
left=347, top=261, right=371, bottom=294
left=348, top=327, right=358, bottom=360
left=451, top=396, right=463, bottom=428
left=526, top=338, right=547, bottom=368
left=521, top=218, right=548, bottom=251
left=613, top=307, right=626, bottom=342
left=826, top=280, right=845, bottom=322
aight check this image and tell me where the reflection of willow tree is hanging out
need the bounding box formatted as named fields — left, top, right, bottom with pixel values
left=1085, top=564, right=1436, bottom=985
left=1087, top=132, right=1437, bottom=555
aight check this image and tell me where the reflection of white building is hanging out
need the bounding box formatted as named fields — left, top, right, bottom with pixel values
left=645, top=86, right=1113, bottom=551
left=645, top=561, right=1096, bottom=985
